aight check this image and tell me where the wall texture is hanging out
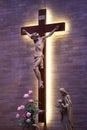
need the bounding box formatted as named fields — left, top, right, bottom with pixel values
left=0, top=0, right=87, bottom=130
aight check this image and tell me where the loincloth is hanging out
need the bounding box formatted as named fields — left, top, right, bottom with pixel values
left=33, top=55, right=44, bottom=69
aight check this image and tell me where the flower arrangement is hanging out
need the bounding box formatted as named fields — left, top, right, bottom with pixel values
left=15, top=90, right=43, bottom=130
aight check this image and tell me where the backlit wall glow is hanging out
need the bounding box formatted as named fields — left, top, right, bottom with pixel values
left=46, top=8, right=70, bottom=124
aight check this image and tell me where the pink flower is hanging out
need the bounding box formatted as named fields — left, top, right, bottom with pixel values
left=28, top=90, right=33, bottom=94
left=22, top=113, right=26, bottom=118
left=17, top=106, right=21, bottom=111
left=16, top=113, right=20, bottom=118
left=26, top=112, right=31, bottom=117
left=28, top=99, right=34, bottom=103
left=23, top=94, right=29, bottom=98
left=17, top=105, right=25, bottom=110
left=39, top=110, right=43, bottom=113
left=26, top=119, right=31, bottom=123
left=20, top=105, right=25, bottom=110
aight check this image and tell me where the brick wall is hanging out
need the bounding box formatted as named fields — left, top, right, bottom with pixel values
left=0, top=0, right=87, bottom=130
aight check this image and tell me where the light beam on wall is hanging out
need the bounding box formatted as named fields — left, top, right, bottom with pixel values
left=46, top=8, right=70, bottom=124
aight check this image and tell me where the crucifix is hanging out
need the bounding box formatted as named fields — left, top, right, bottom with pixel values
left=21, top=9, right=65, bottom=125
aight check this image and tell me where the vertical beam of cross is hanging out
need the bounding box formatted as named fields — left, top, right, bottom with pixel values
left=38, top=9, right=46, bottom=125
left=21, top=9, right=65, bottom=125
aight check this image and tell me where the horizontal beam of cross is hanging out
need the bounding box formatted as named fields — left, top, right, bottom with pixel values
left=21, top=22, right=65, bottom=35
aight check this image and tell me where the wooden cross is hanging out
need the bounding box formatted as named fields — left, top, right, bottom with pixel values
left=21, top=9, right=65, bottom=125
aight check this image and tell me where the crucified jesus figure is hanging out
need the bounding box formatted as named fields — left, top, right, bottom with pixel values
left=23, top=26, right=59, bottom=88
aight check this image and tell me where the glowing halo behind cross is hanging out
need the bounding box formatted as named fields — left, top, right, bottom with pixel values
left=46, top=9, right=70, bottom=124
